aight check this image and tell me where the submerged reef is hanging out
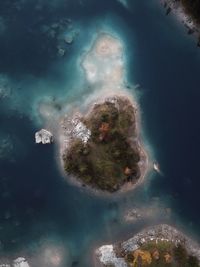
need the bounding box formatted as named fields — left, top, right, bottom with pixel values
left=96, top=224, right=200, bottom=267
left=62, top=95, right=146, bottom=192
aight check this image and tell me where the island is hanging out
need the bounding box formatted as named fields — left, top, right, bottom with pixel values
left=61, top=95, right=146, bottom=192
left=38, top=33, right=148, bottom=192
left=55, top=33, right=148, bottom=193
left=95, top=224, right=200, bottom=267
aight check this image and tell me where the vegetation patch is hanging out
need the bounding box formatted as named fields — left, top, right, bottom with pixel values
left=63, top=96, right=143, bottom=192
left=123, top=241, right=200, bottom=267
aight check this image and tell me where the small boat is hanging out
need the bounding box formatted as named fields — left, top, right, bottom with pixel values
left=153, top=162, right=160, bottom=173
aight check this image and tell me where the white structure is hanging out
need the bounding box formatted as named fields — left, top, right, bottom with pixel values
left=13, top=258, right=30, bottom=267
left=71, top=118, right=91, bottom=144
left=97, top=245, right=127, bottom=267
left=35, top=129, right=53, bottom=144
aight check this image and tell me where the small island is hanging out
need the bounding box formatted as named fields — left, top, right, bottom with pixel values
left=61, top=95, right=146, bottom=192
left=96, top=224, right=200, bottom=267
left=56, top=33, right=148, bottom=193
left=39, top=33, right=148, bottom=192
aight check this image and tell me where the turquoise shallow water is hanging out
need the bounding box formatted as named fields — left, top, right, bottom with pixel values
left=0, top=0, right=200, bottom=266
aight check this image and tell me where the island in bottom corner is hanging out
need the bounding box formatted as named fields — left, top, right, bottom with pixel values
left=62, top=96, right=146, bottom=192
left=96, top=224, right=200, bottom=267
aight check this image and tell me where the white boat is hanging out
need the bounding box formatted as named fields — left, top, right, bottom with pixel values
left=153, top=162, right=160, bottom=173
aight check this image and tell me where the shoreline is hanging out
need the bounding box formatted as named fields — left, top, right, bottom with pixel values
left=95, top=224, right=200, bottom=267
left=160, top=0, right=200, bottom=46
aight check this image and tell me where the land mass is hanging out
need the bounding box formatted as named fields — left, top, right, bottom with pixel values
left=37, top=33, right=149, bottom=192
left=181, top=0, right=200, bottom=24
left=96, top=224, right=200, bottom=267
left=161, top=0, right=200, bottom=46
left=62, top=95, right=147, bottom=192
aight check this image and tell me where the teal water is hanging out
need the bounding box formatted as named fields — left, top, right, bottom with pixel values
left=0, top=0, right=200, bottom=266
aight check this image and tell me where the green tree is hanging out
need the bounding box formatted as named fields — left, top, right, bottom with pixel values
left=187, top=255, right=199, bottom=267
left=173, top=244, right=187, bottom=266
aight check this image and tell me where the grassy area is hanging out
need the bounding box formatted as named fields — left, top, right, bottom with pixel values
left=124, top=240, right=200, bottom=267
left=63, top=97, right=142, bottom=192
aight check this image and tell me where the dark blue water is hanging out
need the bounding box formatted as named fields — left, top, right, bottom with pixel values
left=130, top=0, right=200, bottom=231
left=0, top=0, right=200, bottom=266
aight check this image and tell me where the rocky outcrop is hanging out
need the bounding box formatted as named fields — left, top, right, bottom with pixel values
left=70, top=117, right=91, bottom=144
left=0, top=257, right=30, bottom=267
left=35, top=129, right=53, bottom=144
left=13, top=258, right=30, bottom=267
left=97, top=245, right=127, bottom=267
